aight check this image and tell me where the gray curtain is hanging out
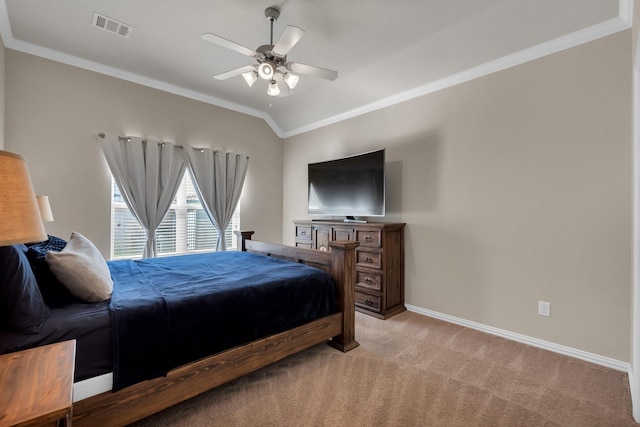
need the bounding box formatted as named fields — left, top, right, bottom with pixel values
left=183, top=147, right=248, bottom=251
left=99, top=134, right=186, bottom=258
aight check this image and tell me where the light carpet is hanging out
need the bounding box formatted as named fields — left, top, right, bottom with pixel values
left=130, top=311, right=636, bottom=426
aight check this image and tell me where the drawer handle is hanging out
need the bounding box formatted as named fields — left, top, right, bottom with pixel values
left=364, top=236, right=373, bottom=241
left=300, top=231, right=307, bottom=235
left=365, top=299, right=374, bottom=306
left=365, top=278, right=372, bottom=283
left=365, top=257, right=373, bottom=263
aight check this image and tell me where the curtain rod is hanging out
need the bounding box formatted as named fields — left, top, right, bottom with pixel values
left=99, top=133, right=167, bottom=145
left=97, top=133, right=249, bottom=159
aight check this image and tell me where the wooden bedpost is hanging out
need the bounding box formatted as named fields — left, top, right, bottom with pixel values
left=327, top=240, right=360, bottom=352
left=235, top=230, right=254, bottom=251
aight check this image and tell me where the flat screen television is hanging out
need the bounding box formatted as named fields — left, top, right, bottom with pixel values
left=308, top=149, right=385, bottom=220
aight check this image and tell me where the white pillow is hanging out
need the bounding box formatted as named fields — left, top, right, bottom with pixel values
left=46, top=231, right=113, bottom=302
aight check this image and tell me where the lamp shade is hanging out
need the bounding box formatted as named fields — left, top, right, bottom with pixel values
left=0, top=150, right=47, bottom=245
left=283, top=72, right=299, bottom=90
left=267, top=80, right=280, bottom=96
left=242, top=70, right=258, bottom=87
left=36, top=195, right=54, bottom=222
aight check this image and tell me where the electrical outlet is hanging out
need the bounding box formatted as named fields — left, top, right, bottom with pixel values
left=538, top=301, right=551, bottom=317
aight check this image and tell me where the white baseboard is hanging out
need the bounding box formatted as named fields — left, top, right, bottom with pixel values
left=629, top=366, right=638, bottom=422
left=405, top=304, right=630, bottom=373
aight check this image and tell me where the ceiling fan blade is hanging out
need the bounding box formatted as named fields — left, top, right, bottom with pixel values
left=288, top=62, right=338, bottom=81
left=213, top=65, right=257, bottom=80
left=202, top=33, right=259, bottom=58
left=272, top=26, right=304, bottom=58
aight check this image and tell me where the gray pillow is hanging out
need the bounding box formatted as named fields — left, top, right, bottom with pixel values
left=46, top=232, right=113, bottom=302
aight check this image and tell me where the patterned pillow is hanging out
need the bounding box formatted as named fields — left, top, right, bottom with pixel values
left=25, top=235, right=80, bottom=307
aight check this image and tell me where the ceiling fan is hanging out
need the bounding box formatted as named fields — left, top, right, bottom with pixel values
left=201, top=6, right=338, bottom=97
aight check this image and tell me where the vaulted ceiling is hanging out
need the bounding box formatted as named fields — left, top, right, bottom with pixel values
left=0, top=0, right=629, bottom=137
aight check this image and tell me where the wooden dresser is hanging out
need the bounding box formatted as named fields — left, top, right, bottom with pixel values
left=294, top=220, right=406, bottom=319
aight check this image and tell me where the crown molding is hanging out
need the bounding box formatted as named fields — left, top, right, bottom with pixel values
left=281, top=13, right=631, bottom=138
left=0, top=1, right=631, bottom=140
left=5, top=38, right=271, bottom=124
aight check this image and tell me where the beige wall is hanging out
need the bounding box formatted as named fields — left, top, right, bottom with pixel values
left=634, top=0, right=640, bottom=58
left=0, top=34, right=5, bottom=150
left=1, top=24, right=632, bottom=362
left=284, top=31, right=632, bottom=361
left=4, top=50, right=284, bottom=257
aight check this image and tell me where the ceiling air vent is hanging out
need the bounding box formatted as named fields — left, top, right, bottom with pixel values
left=92, top=12, right=132, bottom=38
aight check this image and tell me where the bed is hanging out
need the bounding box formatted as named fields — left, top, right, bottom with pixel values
left=0, top=231, right=359, bottom=427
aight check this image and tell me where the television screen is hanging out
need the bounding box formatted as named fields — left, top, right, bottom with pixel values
left=308, top=149, right=385, bottom=218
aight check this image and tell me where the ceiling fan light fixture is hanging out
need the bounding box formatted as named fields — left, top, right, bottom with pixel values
left=242, top=70, right=258, bottom=87
left=258, top=62, right=274, bottom=80
left=204, top=6, right=338, bottom=98
left=283, top=72, right=299, bottom=89
left=267, top=80, right=280, bottom=96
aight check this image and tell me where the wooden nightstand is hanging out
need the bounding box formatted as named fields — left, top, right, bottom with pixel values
left=0, top=340, right=76, bottom=427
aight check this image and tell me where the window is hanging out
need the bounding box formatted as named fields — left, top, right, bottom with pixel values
left=110, top=174, right=240, bottom=259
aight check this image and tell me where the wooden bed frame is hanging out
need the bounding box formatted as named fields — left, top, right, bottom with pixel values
left=72, top=231, right=359, bottom=426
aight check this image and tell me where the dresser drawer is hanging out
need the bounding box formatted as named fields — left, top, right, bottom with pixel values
left=295, top=241, right=312, bottom=249
left=356, top=229, right=381, bottom=248
left=357, top=271, right=382, bottom=291
left=355, top=291, right=381, bottom=312
left=296, top=225, right=312, bottom=239
left=357, top=250, right=381, bottom=269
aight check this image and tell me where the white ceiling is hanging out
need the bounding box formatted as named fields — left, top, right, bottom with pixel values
left=0, top=0, right=629, bottom=138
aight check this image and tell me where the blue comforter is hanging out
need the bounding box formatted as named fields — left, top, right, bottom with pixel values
left=108, top=251, right=337, bottom=391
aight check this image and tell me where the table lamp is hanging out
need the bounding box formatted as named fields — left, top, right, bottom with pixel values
left=0, top=150, right=47, bottom=245
left=36, top=196, right=54, bottom=223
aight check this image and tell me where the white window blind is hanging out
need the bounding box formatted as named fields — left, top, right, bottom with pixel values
left=110, top=174, right=240, bottom=259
